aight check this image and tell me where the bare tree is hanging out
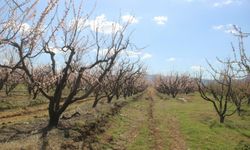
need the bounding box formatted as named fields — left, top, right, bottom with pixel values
left=179, top=74, right=196, bottom=95
left=154, top=73, right=181, bottom=98
left=230, top=26, right=250, bottom=74
left=244, top=80, right=250, bottom=105
left=216, top=26, right=250, bottom=108
left=196, top=63, right=237, bottom=123
left=231, top=26, right=250, bottom=107
left=0, top=68, right=10, bottom=91
left=0, top=53, right=24, bottom=96
left=230, top=79, right=250, bottom=115
left=92, top=60, right=146, bottom=107
left=154, top=73, right=195, bottom=98
left=122, top=63, right=146, bottom=99
left=3, top=71, right=23, bottom=96
left=0, top=0, right=136, bottom=128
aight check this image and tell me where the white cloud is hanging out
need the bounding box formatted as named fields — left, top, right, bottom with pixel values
left=122, top=15, right=139, bottom=24
left=97, top=49, right=141, bottom=58
left=213, top=0, right=242, bottom=7
left=97, top=48, right=117, bottom=57
left=16, top=23, right=31, bottom=36
left=224, top=24, right=239, bottom=34
left=69, top=18, right=88, bottom=30
left=153, top=16, right=168, bottom=25
left=19, top=23, right=47, bottom=37
left=71, top=14, right=123, bottom=34
left=142, top=53, right=152, bottom=60
left=88, top=14, right=123, bottom=34
left=212, top=25, right=224, bottom=30
left=166, top=57, right=176, bottom=62
left=191, top=65, right=205, bottom=72
left=2, top=58, right=10, bottom=64
left=20, top=23, right=30, bottom=32
left=124, top=50, right=152, bottom=60
left=48, top=47, right=62, bottom=54
left=124, top=50, right=142, bottom=57
left=92, top=49, right=151, bottom=60
left=212, top=24, right=239, bottom=34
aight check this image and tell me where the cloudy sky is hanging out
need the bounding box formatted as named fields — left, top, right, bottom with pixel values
left=36, top=0, right=249, bottom=74
left=82, top=0, right=249, bottom=74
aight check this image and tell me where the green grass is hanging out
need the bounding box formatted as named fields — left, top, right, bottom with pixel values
left=127, top=125, right=152, bottom=150
left=155, top=92, right=250, bottom=150
left=0, top=91, right=47, bottom=110
left=1, top=87, right=250, bottom=149
left=0, top=84, right=74, bottom=110
left=0, top=84, right=40, bottom=109
left=100, top=91, right=250, bottom=149
left=98, top=95, right=153, bottom=150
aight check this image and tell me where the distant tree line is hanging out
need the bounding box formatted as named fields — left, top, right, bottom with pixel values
left=154, top=73, right=196, bottom=98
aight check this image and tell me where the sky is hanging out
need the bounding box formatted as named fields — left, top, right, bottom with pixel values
left=26, top=0, right=250, bottom=75
left=78, top=0, right=250, bottom=75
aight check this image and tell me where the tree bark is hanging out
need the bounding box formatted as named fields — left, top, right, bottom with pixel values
left=48, top=112, right=60, bottom=128
left=116, top=94, right=120, bottom=100
left=172, top=93, right=177, bottom=98
left=219, top=115, right=225, bottom=123
left=47, top=101, right=60, bottom=128
left=107, top=95, right=113, bottom=103
left=237, top=107, right=242, bottom=116
left=92, top=97, right=99, bottom=108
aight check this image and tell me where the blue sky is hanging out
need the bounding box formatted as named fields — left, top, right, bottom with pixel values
left=81, top=0, right=249, bottom=74
left=33, top=0, right=249, bottom=74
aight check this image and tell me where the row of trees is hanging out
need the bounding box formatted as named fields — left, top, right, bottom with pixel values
left=92, top=61, right=147, bottom=108
left=0, top=67, right=24, bottom=96
left=154, top=73, right=196, bottom=98
left=196, top=26, right=250, bottom=123
left=0, top=0, right=147, bottom=128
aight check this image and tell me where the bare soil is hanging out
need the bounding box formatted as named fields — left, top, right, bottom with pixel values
left=0, top=94, right=142, bottom=149
left=0, top=90, right=188, bottom=150
left=147, top=89, right=164, bottom=150
left=167, top=116, right=187, bottom=150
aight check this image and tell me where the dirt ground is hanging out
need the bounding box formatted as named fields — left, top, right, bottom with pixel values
left=94, top=88, right=187, bottom=150
left=0, top=89, right=188, bottom=150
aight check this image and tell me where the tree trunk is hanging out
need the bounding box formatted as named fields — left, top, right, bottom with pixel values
left=107, top=95, right=113, bottom=103
left=32, top=89, right=39, bottom=99
left=48, top=113, right=60, bottom=128
left=92, top=97, right=99, bottom=108
left=237, top=107, right=242, bottom=116
left=47, top=101, right=60, bottom=128
left=116, top=93, right=120, bottom=100
left=0, top=80, right=3, bottom=90
left=219, top=115, right=225, bottom=123
left=172, top=93, right=177, bottom=98
left=27, top=85, right=32, bottom=95
left=123, top=92, right=127, bottom=99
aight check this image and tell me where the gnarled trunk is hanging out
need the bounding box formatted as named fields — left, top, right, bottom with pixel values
left=48, top=112, right=60, bottom=128
left=47, top=101, right=61, bottom=128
